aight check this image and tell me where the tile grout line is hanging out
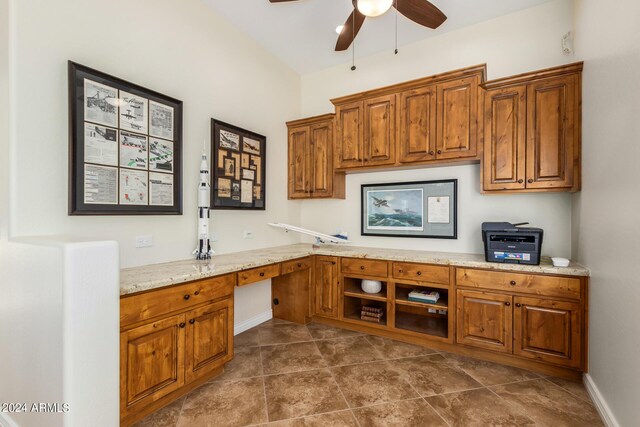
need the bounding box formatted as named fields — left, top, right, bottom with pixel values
left=540, top=376, right=594, bottom=404
left=422, top=397, right=453, bottom=427
left=175, top=396, right=187, bottom=427
left=314, top=339, right=353, bottom=417
left=485, top=382, right=539, bottom=423
left=258, top=345, right=271, bottom=424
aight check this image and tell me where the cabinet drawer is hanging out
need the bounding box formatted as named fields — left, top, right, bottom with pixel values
left=456, top=268, right=581, bottom=300
left=341, top=258, right=388, bottom=277
left=281, top=257, right=312, bottom=275
left=121, top=274, right=235, bottom=328
left=237, top=263, right=281, bottom=286
left=393, top=262, right=449, bottom=285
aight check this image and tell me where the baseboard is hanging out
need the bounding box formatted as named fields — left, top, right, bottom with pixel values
left=0, top=413, right=19, bottom=427
left=583, top=373, right=619, bottom=427
left=234, top=309, right=272, bottom=335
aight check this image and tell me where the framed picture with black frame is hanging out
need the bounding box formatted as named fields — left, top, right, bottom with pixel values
left=211, top=119, right=266, bottom=210
left=361, top=179, right=457, bottom=239
left=68, top=61, right=183, bottom=215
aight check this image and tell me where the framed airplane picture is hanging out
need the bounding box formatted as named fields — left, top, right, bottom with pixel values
left=361, top=179, right=457, bottom=239
left=68, top=61, right=183, bottom=215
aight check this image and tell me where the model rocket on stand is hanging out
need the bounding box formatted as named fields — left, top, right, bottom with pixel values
left=193, top=150, right=214, bottom=260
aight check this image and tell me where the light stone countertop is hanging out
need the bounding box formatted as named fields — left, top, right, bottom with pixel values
left=120, top=243, right=590, bottom=296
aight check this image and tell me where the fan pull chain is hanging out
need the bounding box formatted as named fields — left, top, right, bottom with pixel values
left=351, top=11, right=357, bottom=71
left=394, top=0, right=398, bottom=54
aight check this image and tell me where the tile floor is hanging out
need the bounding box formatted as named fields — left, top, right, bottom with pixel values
left=133, top=319, right=603, bottom=427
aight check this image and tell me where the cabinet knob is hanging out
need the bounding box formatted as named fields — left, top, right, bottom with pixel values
left=505, top=302, right=511, bottom=306
left=417, top=271, right=422, bottom=276
left=429, top=150, right=434, bottom=155
left=517, top=179, right=524, bottom=184
left=331, top=261, right=336, bottom=265
left=515, top=303, right=522, bottom=308
left=189, top=319, right=195, bottom=324
left=360, top=266, right=365, bottom=270
left=527, top=179, right=534, bottom=184
left=260, top=272, right=265, bottom=277
left=510, top=280, right=516, bottom=286
left=194, top=290, right=200, bottom=296
left=179, top=322, right=186, bottom=328
left=184, top=294, right=191, bottom=300
left=437, top=150, right=442, bottom=155
left=297, top=263, right=302, bottom=268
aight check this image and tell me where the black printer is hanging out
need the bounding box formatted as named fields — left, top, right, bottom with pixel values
left=482, top=222, right=543, bottom=265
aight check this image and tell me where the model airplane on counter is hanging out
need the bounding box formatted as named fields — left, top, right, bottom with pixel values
left=268, top=223, right=351, bottom=246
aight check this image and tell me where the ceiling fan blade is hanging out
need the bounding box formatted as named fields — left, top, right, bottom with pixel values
left=335, top=8, right=366, bottom=51
left=394, top=0, right=447, bottom=29
left=268, top=0, right=300, bottom=2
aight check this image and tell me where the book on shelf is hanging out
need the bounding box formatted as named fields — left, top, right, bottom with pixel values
left=408, top=289, right=440, bottom=303
left=361, top=305, right=384, bottom=323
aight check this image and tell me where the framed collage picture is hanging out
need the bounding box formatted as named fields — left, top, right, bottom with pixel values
left=68, top=61, right=183, bottom=215
left=211, top=119, right=266, bottom=210
left=361, top=179, right=457, bottom=239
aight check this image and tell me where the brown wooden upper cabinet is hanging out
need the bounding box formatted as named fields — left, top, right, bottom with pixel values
left=436, top=75, right=480, bottom=160
left=334, top=94, right=397, bottom=169
left=481, top=62, right=582, bottom=193
left=398, top=85, right=437, bottom=163
left=287, top=114, right=345, bottom=199
left=332, top=65, right=485, bottom=171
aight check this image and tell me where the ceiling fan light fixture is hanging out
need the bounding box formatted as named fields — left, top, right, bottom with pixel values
left=356, top=0, right=393, bottom=18
left=335, top=25, right=345, bottom=34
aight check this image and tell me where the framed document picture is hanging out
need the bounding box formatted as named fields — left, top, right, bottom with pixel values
left=211, top=119, right=266, bottom=210
left=68, top=61, right=183, bottom=215
left=361, top=179, right=457, bottom=239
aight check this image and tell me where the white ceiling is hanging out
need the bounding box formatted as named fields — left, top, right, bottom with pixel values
left=203, top=0, right=553, bottom=74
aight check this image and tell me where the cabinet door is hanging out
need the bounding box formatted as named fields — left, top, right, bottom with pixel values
left=513, top=296, right=582, bottom=368
left=335, top=101, right=364, bottom=169
left=314, top=256, right=339, bottom=319
left=526, top=75, right=576, bottom=189
left=310, top=120, right=334, bottom=198
left=120, top=314, right=185, bottom=413
left=482, top=86, right=527, bottom=191
left=437, top=76, right=479, bottom=159
left=185, top=298, right=233, bottom=383
left=456, top=290, right=512, bottom=353
left=398, top=86, right=437, bottom=163
left=288, top=125, right=310, bottom=199
left=364, top=94, right=396, bottom=166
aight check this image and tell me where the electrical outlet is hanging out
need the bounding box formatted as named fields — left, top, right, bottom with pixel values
left=135, top=235, right=153, bottom=248
left=243, top=230, right=254, bottom=239
left=211, top=232, right=219, bottom=242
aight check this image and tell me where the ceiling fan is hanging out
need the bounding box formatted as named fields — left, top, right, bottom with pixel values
left=268, top=0, right=447, bottom=51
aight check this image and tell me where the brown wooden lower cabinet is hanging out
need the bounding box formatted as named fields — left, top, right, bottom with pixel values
left=513, top=296, right=582, bottom=368
left=456, top=290, right=513, bottom=353
left=456, top=285, right=583, bottom=369
left=120, top=275, right=234, bottom=426
left=313, top=255, right=339, bottom=319
left=120, top=314, right=186, bottom=413
left=184, top=300, right=233, bottom=383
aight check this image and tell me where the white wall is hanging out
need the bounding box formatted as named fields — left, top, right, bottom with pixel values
left=299, top=0, right=575, bottom=257
left=10, top=0, right=301, bottom=266
left=8, top=0, right=304, bottom=328
left=572, top=1, right=640, bottom=425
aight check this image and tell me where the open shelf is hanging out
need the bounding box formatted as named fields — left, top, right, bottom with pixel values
left=394, top=283, right=449, bottom=339
left=395, top=285, right=448, bottom=311
left=343, top=277, right=387, bottom=302
left=343, top=295, right=387, bottom=327
left=395, top=310, right=448, bottom=338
